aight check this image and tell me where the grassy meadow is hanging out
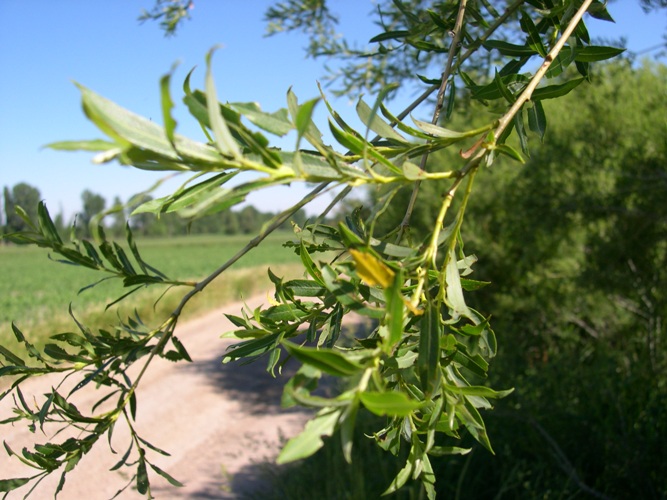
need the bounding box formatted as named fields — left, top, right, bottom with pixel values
left=0, top=232, right=302, bottom=348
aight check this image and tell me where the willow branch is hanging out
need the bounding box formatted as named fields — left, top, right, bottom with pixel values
left=493, top=0, right=594, bottom=138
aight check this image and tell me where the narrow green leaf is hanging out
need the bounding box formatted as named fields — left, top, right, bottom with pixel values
left=514, top=108, right=529, bottom=156
left=43, top=344, right=88, bottom=363
left=444, top=384, right=514, bottom=399
left=148, top=462, right=184, bottom=487
left=483, top=39, right=536, bottom=57
left=339, top=401, right=358, bottom=464
left=460, top=278, right=490, bottom=291
left=110, top=444, right=133, bottom=472
left=132, top=171, right=237, bottom=215
left=411, top=118, right=475, bottom=139
left=37, top=202, right=63, bottom=245
left=286, top=88, right=322, bottom=145
left=282, top=341, right=364, bottom=377
left=545, top=48, right=576, bottom=79
left=587, top=2, right=615, bottom=22
left=532, top=78, right=584, bottom=101
left=205, top=48, right=241, bottom=159
left=520, top=11, right=547, bottom=57
left=359, top=391, right=422, bottom=417
left=136, top=457, right=149, bottom=494
left=470, top=73, right=530, bottom=101
left=113, top=243, right=136, bottom=275
left=223, top=332, right=281, bottom=361
left=369, top=30, right=410, bottom=43
left=0, top=477, right=32, bottom=492
left=77, top=84, right=221, bottom=166
left=379, top=103, right=430, bottom=140
left=284, top=279, right=327, bottom=297
left=494, top=143, right=526, bottom=163
left=445, top=249, right=472, bottom=320
left=445, top=78, right=456, bottom=119
left=230, top=102, right=293, bottom=136
left=418, top=299, right=442, bottom=397
left=574, top=45, right=625, bottom=62
left=299, top=242, right=324, bottom=285
left=384, top=269, right=405, bottom=349
left=356, top=93, right=405, bottom=142
left=457, top=399, right=494, bottom=452
left=137, top=436, right=171, bottom=456
left=171, top=336, right=192, bottom=362
left=427, top=9, right=451, bottom=30
left=0, top=345, right=25, bottom=366
left=160, top=62, right=179, bottom=148
left=277, top=407, right=341, bottom=463
left=494, top=69, right=516, bottom=104
left=527, top=100, right=547, bottom=142
left=38, top=391, right=55, bottom=429
left=383, top=447, right=415, bottom=495
left=428, top=446, right=472, bottom=456
left=46, top=139, right=118, bottom=151
left=295, top=98, right=320, bottom=140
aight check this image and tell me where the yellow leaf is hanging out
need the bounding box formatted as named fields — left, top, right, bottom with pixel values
left=349, top=249, right=395, bottom=288
left=267, top=291, right=280, bottom=306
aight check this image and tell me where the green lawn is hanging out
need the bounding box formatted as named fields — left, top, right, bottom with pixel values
left=0, top=232, right=301, bottom=346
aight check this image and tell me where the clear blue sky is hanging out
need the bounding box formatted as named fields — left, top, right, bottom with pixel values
left=0, top=1, right=664, bottom=220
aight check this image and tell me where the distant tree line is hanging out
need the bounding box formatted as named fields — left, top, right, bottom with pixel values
left=1, top=185, right=308, bottom=240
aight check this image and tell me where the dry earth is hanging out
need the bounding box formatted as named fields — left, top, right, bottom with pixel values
left=1, top=296, right=319, bottom=499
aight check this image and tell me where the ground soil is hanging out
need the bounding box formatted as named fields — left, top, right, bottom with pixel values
left=0, top=295, right=316, bottom=499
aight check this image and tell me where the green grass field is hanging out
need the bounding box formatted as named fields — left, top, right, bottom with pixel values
left=0, top=232, right=302, bottom=347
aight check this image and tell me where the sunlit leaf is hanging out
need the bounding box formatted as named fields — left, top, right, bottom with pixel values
left=76, top=84, right=223, bottom=167
left=384, top=268, right=405, bottom=349
left=356, top=93, right=405, bottom=142
left=205, top=48, right=242, bottom=159
left=349, top=249, right=395, bottom=288
left=295, top=98, right=320, bottom=140
left=160, top=62, right=179, bottom=148
left=359, top=391, right=422, bottom=417
left=444, top=384, right=514, bottom=399
left=277, top=407, right=341, bottom=463
left=230, top=102, right=293, bottom=136
left=46, top=139, right=118, bottom=151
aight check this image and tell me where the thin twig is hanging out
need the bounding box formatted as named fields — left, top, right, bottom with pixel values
left=397, top=0, right=525, bottom=240
left=493, top=0, right=595, bottom=138
left=398, top=0, right=469, bottom=242
left=171, top=182, right=330, bottom=319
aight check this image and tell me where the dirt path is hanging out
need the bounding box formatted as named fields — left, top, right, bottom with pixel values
left=1, top=295, right=314, bottom=499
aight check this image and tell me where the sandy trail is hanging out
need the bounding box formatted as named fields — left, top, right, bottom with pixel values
left=1, top=295, right=314, bottom=499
